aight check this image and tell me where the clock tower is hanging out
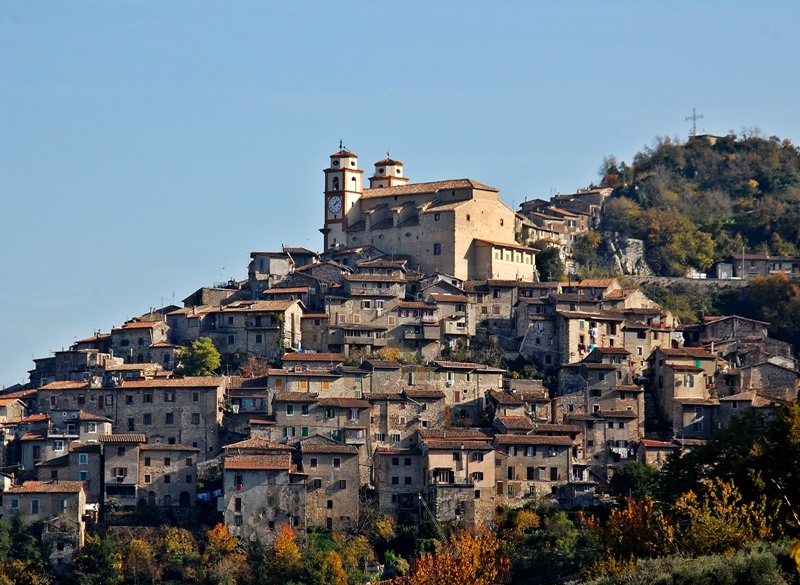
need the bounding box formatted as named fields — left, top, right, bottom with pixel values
left=321, top=147, right=363, bottom=250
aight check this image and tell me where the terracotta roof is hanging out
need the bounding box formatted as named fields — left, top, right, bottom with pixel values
left=220, top=300, right=298, bottom=313
left=121, top=377, right=225, bottom=388
left=533, top=423, right=582, bottom=434
left=330, top=149, right=357, bottom=158
left=115, top=321, right=164, bottom=330
left=273, top=392, right=319, bottom=403
left=38, top=381, right=88, bottom=391
left=361, top=178, right=498, bottom=198
left=639, top=438, right=679, bottom=449
left=316, top=397, right=370, bottom=408
left=658, top=348, right=717, bottom=359
left=99, top=434, right=147, bottom=443
left=22, top=413, right=50, bottom=423
left=224, top=437, right=294, bottom=451
left=488, top=391, right=525, bottom=406
left=6, top=480, right=85, bottom=494
left=397, top=301, right=435, bottom=310
left=592, top=347, right=631, bottom=356
left=263, top=287, right=310, bottom=295
left=575, top=278, right=616, bottom=288
left=299, top=442, right=358, bottom=455
left=433, top=360, right=505, bottom=372
left=423, top=439, right=494, bottom=451
left=20, top=430, right=47, bottom=441
left=249, top=418, right=275, bottom=426
left=580, top=363, right=618, bottom=370
left=302, top=313, right=329, bottom=319
left=77, top=411, right=113, bottom=422
left=473, top=238, right=537, bottom=252
left=362, top=360, right=401, bottom=370
left=282, top=353, right=344, bottom=363
left=495, top=434, right=573, bottom=446
left=404, top=389, right=446, bottom=400
left=224, top=454, right=291, bottom=471
left=673, top=398, right=719, bottom=406
left=598, top=410, right=639, bottom=419
left=345, top=274, right=405, bottom=283
left=139, top=444, right=200, bottom=452
left=364, top=392, right=405, bottom=401
left=429, top=294, right=471, bottom=304
left=497, top=416, right=534, bottom=430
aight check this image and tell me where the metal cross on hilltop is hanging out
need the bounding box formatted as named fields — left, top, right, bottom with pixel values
left=686, top=108, right=704, bottom=137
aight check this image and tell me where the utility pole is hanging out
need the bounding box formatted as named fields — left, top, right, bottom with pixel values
left=686, top=108, right=704, bottom=137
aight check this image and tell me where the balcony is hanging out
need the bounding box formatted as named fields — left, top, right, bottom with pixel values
left=344, top=334, right=387, bottom=347
left=403, top=327, right=440, bottom=341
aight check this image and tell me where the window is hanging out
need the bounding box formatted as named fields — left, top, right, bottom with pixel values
left=339, top=479, right=347, bottom=489
left=391, top=476, right=399, bottom=485
left=434, top=213, right=440, bottom=221
left=301, top=426, right=309, bottom=437
left=164, top=475, right=171, bottom=484
left=286, top=404, right=294, bottom=416
left=192, top=391, right=200, bottom=402
left=325, top=408, right=336, bottom=418
left=452, top=452, right=461, bottom=461
left=404, top=476, right=412, bottom=485
left=310, top=458, right=318, bottom=468
left=31, top=500, right=39, bottom=514
left=126, top=395, right=134, bottom=405
left=471, top=472, right=484, bottom=482
left=144, top=393, right=153, bottom=403
left=144, top=474, right=152, bottom=484
left=54, top=440, right=65, bottom=452
left=433, top=243, right=441, bottom=255
left=87, top=422, right=96, bottom=433
left=78, top=470, right=89, bottom=481
left=143, top=413, right=152, bottom=425
left=283, top=427, right=295, bottom=438
left=79, top=453, right=88, bottom=465
left=333, top=457, right=341, bottom=469
left=10, top=498, right=19, bottom=510
left=301, top=404, right=309, bottom=416
left=471, top=452, right=483, bottom=462
left=165, top=413, right=174, bottom=424
left=186, top=475, right=193, bottom=483
left=234, top=497, right=242, bottom=512
left=275, top=379, right=283, bottom=388
left=312, top=478, right=322, bottom=488
left=191, top=413, right=200, bottom=425
left=327, top=499, right=333, bottom=509
left=299, top=380, right=308, bottom=390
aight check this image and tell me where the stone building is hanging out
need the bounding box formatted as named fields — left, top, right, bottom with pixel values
left=110, top=320, right=170, bottom=364
left=1, top=480, right=87, bottom=570
left=320, top=150, right=536, bottom=281
left=297, top=436, right=360, bottom=531
left=100, top=434, right=146, bottom=509
left=223, top=452, right=306, bottom=545
left=494, top=434, right=574, bottom=504
left=138, top=443, right=200, bottom=508
left=374, top=447, right=424, bottom=524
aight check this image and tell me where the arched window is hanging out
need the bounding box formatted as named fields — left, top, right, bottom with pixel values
left=332, top=177, right=339, bottom=190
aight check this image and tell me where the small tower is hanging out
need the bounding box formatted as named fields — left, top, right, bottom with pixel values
left=321, top=146, right=364, bottom=250
left=369, top=156, right=409, bottom=189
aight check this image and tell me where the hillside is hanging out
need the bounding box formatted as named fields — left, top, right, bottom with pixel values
left=598, top=132, right=800, bottom=276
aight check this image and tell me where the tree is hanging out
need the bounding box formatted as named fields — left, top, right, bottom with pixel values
left=609, top=461, right=660, bottom=499
left=203, top=524, right=248, bottom=585
left=158, top=526, right=200, bottom=582
left=271, top=524, right=302, bottom=575
left=124, top=539, right=160, bottom=585
left=71, top=534, right=124, bottom=585
left=587, top=498, right=674, bottom=564
left=408, top=527, right=509, bottom=585
left=179, top=337, right=221, bottom=376
left=673, top=478, right=771, bottom=556
left=531, top=242, right=565, bottom=282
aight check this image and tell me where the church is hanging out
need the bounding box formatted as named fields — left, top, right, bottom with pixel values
left=320, top=148, right=537, bottom=282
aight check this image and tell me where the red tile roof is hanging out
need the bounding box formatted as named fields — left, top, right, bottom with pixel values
left=7, top=480, right=85, bottom=494
left=224, top=454, right=291, bottom=471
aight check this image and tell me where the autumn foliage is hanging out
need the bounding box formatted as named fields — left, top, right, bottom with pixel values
left=408, top=527, right=509, bottom=585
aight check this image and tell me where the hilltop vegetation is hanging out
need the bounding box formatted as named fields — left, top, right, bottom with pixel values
left=598, top=131, right=800, bottom=276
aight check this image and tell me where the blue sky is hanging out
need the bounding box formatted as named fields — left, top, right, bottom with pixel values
left=2, top=2, right=799, bottom=386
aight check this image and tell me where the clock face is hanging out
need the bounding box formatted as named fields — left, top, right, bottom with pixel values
left=328, top=196, right=343, bottom=214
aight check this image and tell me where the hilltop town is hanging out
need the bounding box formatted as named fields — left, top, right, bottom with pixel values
left=1, top=145, right=799, bottom=576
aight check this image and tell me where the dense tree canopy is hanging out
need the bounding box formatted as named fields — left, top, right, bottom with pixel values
left=178, top=337, right=221, bottom=376
left=601, top=133, right=800, bottom=276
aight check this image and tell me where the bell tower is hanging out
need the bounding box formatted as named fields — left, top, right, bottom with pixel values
left=321, top=145, right=363, bottom=250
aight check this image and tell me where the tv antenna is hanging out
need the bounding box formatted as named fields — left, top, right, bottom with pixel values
left=686, top=108, right=704, bottom=137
